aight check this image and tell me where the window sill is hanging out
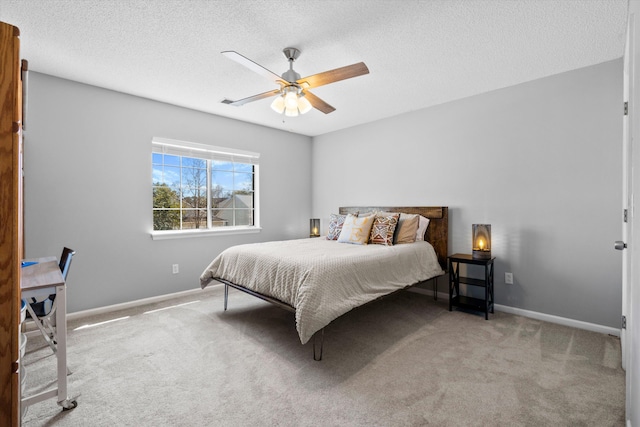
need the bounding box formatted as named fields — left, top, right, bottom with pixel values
left=151, top=226, right=262, bottom=240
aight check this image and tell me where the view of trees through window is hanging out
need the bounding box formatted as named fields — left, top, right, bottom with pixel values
left=152, top=152, right=255, bottom=231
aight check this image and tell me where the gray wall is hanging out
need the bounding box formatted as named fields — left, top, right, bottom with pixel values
left=312, top=59, right=623, bottom=328
left=25, top=72, right=312, bottom=313
left=26, top=58, right=623, bottom=329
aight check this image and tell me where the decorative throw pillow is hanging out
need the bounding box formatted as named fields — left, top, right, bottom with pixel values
left=337, top=213, right=376, bottom=245
left=370, top=213, right=400, bottom=245
left=394, top=213, right=419, bottom=244
left=374, top=211, right=403, bottom=238
left=415, top=215, right=430, bottom=241
left=326, top=212, right=362, bottom=239
left=326, top=213, right=346, bottom=240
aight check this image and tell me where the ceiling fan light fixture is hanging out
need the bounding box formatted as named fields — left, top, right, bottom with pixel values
left=270, top=95, right=285, bottom=114
left=270, top=85, right=311, bottom=117
left=297, top=94, right=312, bottom=114
left=284, top=106, right=299, bottom=117
left=284, top=87, right=299, bottom=109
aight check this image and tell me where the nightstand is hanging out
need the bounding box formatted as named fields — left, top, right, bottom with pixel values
left=448, top=253, right=495, bottom=319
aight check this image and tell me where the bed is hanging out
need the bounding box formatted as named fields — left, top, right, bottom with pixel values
left=199, top=206, right=448, bottom=359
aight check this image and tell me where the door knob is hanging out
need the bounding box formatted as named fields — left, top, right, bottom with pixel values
left=615, top=241, right=627, bottom=250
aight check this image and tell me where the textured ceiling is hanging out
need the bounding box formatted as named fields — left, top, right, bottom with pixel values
left=0, top=0, right=629, bottom=137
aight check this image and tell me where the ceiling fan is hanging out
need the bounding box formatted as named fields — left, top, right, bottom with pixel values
left=221, top=47, right=369, bottom=117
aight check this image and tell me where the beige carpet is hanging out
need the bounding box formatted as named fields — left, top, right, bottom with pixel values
left=21, top=285, right=625, bottom=426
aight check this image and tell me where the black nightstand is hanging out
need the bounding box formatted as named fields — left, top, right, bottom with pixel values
left=448, top=253, right=495, bottom=320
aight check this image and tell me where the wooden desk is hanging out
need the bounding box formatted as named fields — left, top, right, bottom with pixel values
left=20, top=257, right=77, bottom=410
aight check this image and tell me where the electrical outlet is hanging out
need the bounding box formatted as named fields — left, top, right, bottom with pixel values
left=505, top=272, right=513, bottom=284
left=172, top=264, right=179, bottom=274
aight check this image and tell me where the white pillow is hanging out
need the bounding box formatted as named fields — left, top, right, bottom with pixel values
left=415, top=215, right=430, bottom=241
left=337, top=213, right=376, bottom=245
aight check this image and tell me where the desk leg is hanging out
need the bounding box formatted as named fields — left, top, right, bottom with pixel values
left=55, top=284, right=77, bottom=410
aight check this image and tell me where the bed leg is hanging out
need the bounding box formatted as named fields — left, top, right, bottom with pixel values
left=313, top=329, right=324, bottom=361
left=433, top=276, right=438, bottom=301
left=224, top=284, right=228, bottom=311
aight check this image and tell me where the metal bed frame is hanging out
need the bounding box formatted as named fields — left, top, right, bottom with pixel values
left=218, top=206, right=449, bottom=361
left=219, top=278, right=325, bottom=360
left=220, top=275, right=443, bottom=361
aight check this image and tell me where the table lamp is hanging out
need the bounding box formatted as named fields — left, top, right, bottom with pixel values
left=472, top=224, right=491, bottom=259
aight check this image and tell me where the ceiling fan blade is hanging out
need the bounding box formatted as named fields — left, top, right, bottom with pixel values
left=298, top=62, right=369, bottom=89
left=222, top=51, right=287, bottom=86
left=221, top=89, right=281, bottom=107
left=304, top=91, right=336, bottom=114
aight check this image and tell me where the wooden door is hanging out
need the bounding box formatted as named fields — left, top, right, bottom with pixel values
left=0, top=21, right=22, bottom=427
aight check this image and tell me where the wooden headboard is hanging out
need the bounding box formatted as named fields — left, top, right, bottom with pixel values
left=339, top=206, right=449, bottom=271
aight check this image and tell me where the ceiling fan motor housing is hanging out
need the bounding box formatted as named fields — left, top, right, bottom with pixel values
left=281, top=47, right=302, bottom=82
left=282, top=69, right=301, bottom=83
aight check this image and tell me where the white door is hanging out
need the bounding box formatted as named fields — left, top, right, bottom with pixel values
left=623, top=3, right=640, bottom=424
left=621, top=4, right=632, bottom=373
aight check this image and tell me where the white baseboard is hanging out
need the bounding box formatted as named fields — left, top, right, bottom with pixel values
left=494, top=304, right=621, bottom=337
left=408, top=287, right=620, bottom=337
left=66, top=287, right=206, bottom=322
left=65, top=285, right=621, bottom=338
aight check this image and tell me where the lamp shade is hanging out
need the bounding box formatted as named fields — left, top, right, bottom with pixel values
left=298, top=95, right=312, bottom=114
left=472, top=224, right=491, bottom=259
left=284, top=106, right=298, bottom=117
left=284, top=89, right=299, bottom=109
left=270, top=96, right=285, bottom=114
left=310, top=218, right=320, bottom=237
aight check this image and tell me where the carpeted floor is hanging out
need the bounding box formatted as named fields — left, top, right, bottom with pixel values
left=21, top=285, right=625, bottom=426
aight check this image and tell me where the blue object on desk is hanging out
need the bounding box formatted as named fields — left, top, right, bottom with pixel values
left=21, top=261, right=38, bottom=268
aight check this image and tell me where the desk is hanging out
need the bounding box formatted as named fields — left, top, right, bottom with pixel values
left=20, top=257, right=77, bottom=410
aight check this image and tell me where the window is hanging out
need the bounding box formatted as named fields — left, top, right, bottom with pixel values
left=151, top=138, right=260, bottom=239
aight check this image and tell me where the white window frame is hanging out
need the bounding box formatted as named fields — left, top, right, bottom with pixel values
left=151, top=137, right=261, bottom=240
